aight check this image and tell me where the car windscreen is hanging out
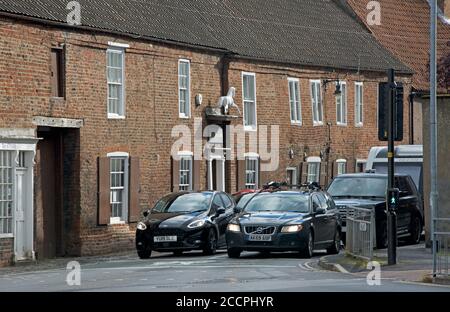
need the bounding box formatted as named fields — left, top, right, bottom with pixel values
left=328, top=177, right=387, bottom=198
left=153, top=193, right=212, bottom=213
left=236, top=193, right=256, bottom=209
left=244, top=194, right=310, bottom=213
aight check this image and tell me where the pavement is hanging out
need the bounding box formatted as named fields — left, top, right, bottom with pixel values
left=0, top=247, right=449, bottom=292
left=318, top=243, right=450, bottom=285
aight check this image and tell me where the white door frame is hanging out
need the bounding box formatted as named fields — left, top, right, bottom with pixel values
left=207, top=155, right=225, bottom=192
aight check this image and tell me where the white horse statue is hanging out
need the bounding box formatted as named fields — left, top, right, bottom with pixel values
left=217, top=87, right=241, bottom=115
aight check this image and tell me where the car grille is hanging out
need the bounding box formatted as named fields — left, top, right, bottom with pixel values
left=153, top=228, right=185, bottom=236
left=244, top=226, right=276, bottom=235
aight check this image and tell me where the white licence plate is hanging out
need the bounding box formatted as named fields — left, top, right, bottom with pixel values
left=154, top=236, right=177, bottom=243
left=248, top=234, right=272, bottom=242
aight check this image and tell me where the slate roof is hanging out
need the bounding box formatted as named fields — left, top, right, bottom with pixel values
left=0, top=0, right=412, bottom=73
left=347, top=0, right=450, bottom=92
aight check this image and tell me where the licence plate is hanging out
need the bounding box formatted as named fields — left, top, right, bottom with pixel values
left=154, top=236, right=177, bottom=243
left=248, top=234, right=272, bottom=242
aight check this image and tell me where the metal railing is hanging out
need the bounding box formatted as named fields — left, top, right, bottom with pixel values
left=346, top=207, right=375, bottom=261
left=434, top=218, right=450, bottom=277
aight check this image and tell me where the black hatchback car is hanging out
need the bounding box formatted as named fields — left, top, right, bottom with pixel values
left=136, top=191, right=236, bottom=258
left=327, top=173, right=424, bottom=248
left=226, top=189, right=341, bottom=258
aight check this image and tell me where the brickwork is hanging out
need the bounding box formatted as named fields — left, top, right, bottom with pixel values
left=0, top=17, right=412, bottom=263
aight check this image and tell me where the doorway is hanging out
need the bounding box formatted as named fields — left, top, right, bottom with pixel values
left=35, top=127, right=80, bottom=259
left=208, top=157, right=225, bottom=192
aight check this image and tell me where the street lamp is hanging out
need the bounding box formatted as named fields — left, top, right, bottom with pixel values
left=323, top=79, right=342, bottom=102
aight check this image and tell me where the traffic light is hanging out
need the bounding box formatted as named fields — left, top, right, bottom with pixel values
left=378, top=82, right=404, bottom=141
left=387, top=188, right=400, bottom=211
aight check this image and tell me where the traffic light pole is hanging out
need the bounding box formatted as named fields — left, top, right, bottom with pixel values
left=387, top=69, right=397, bottom=265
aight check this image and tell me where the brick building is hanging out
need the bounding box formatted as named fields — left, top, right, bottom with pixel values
left=347, top=0, right=450, bottom=241
left=0, top=0, right=412, bottom=266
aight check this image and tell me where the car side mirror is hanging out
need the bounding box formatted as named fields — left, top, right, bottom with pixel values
left=234, top=207, right=243, bottom=214
left=216, top=207, right=226, bottom=216
left=143, top=210, right=150, bottom=217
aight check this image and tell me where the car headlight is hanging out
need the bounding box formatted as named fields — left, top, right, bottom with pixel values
left=137, top=222, right=147, bottom=231
left=187, top=220, right=206, bottom=229
left=281, top=225, right=303, bottom=233
left=227, top=224, right=241, bottom=233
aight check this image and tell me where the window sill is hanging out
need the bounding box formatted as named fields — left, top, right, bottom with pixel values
left=244, top=126, right=257, bottom=132
left=313, top=122, right=324, bottom=127
left=290, top=121, right=302, bottom=126
left=110, top=217, right=126, bottom=225
left=179, top=115, right=191, bottom=119
left=108, top=114, right=126, bottom=120
left=355, top=123, right=364, bottom=128
left=0, top=234, right=14, bottom=239
left=336, top=123, right=347, bottom=127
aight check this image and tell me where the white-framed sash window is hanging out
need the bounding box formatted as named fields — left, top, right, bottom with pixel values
left=336, top=81, right=347, bottom=125
left=336, top=159, right=347, bottom=175
left=307, top=156, right=321, bottom=183
left=179, top=154, right=193, bottom=191
left=178, top=59, right=191, bottom=118
left=288, top=78, right=302, bottom=125
left=245, top=156, right=259, bottom=189
left=108, top=152, right=129, bottom=224
left=0, top=151, right=13, bottom=235
left=242, top=72, right=257, bottom=131
left=107, top=48, right=125, bottom=118
left=310, top=80, right=323, bottom=125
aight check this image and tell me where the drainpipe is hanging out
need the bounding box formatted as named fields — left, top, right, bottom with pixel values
left=409, top=88, right=416, bottom=145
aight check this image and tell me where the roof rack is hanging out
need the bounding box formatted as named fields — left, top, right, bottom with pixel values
left=260, top=181, right=322, bottom=193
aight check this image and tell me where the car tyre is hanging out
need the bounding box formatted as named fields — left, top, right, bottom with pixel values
left=227, top=248, right=242, bottom=258
left=137, top=248, right=152, bottom=259
left=376, top=220, right=388, bottom=249
left=408, top=215, right=422, bottom=245
left=327, top=230, right=341, bottom=255
left=300, top=231, right=314, bottom=258
left=203, top=229, right=217, bottom=255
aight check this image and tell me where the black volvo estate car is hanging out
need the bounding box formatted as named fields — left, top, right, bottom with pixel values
left=226, top=189, right=341, bottom=258
left=136, top=191, right=236, bottom=258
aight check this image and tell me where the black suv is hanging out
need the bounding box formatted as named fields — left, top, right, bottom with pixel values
left=327, top=173, right=424, bottom=249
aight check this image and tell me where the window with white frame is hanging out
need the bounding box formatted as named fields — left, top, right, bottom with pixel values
left=243, top=73, right=257, bottom=130
left=245, top=156, right=259, bottom=189
left=336, top=159, right=347, bottom=175
left=355, top=82, right=364, bottom=126
left=356, top=159, right=367, bottom=173
left=107, top=48, right=125, bottom=118
left=310, top=80, right=323, bottom=125
left=109, top=154, right=129, bottom=223
left=178, top=59, right=191, bottom=118
left=0, top=151, right=13, bottom=235
left=179, top=155, right=193, bottom=191
left=288, top=78, right=302, bottom=125
left=286, top=167, right=298, bottom=187
left=336, top=82, right=347, bottom=125
left=307, top=157, right=321, bottom=183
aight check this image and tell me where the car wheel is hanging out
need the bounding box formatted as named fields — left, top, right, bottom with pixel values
left=408, top=215, right=422, bottom=245
left=227, top=248, right=242, bottom=258
left=376, top=220, right=388, bottom=249
left=300, top=231, right=314, bottom=258
left=137, top=248, right=152, bottom=259
left=203, top=229, right=217, bottom=255
left=327, top=230, right=341, bottom=255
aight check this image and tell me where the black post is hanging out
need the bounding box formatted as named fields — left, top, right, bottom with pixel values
left=387, top=69, right=397, bottom=265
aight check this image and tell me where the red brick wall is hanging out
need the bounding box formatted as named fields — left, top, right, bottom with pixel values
left=0, top=238, right=13, bottom=267
left=0, top=17, right=412, bottom=258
